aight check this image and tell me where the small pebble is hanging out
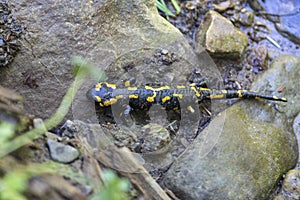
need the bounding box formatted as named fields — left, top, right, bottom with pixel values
left=63, top=120, right=78, bottom=133
left=161, top=49, right=168, bottom=55
left=239, top=11, right=254, bottom=26
left=246, top=65, right=252, bottom=71
left=212, top=0, right=234, bottom=12
left=47, top=139, right=80, bottom=163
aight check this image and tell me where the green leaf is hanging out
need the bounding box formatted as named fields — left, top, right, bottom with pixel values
left=155, top=0, right=175, bottom=17
left=0, top=171, right=29, bottom=200
left=171, top=0, right=180, bottom=14
left=0, top=122, right=16, bottom=145
left=91, top=170, right=130, bottom=200
left=72, top=56, right=106, bottom=81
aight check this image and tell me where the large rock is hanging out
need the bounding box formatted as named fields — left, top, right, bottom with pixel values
left=0, top=0, right=220, bottom=120
left=196, top=10, right=248, bottom=59
left=164, top=55, right=299, bottom=199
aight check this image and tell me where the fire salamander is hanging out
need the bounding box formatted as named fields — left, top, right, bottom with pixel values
left=89, top=82, right=287, bottom=111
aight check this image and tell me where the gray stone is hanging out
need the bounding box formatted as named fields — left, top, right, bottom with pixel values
left=212, top=1, right=235, bottom=13
left=239, top=10, right=254, bottom=26
left=164, top=55, right=299, bottom=200
left=196, top=10, right=248, bottom=59
left=274, top=170, right=300, bottom=200
left=140, top=123, right=171, bottom=153
left=71, top=120, right=114, bottom=150
left=47, top=139, right=80, bottom=163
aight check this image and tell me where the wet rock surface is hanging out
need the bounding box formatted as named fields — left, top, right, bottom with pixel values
left=196, top=10, right=248, bottom=59
left=208, top=0, right=300, bottom=92
left=276, top=12, right=300, bottom=45
left=164, top=55, right=299, bottom=200
left=251, top=0, right=300, bottom=45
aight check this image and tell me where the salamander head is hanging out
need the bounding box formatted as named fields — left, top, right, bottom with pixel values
left=88, top=82, right=117, bottom=107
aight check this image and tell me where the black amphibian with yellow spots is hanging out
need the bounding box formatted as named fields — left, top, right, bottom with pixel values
left=89, top=82, right=287, bottom=111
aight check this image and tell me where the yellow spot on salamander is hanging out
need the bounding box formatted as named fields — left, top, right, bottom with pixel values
left=177, top=85, right=186, bottom=89
left=237, top=90, right=243, bottom=98
left=281, top=97, right=287, bottom=102
left=116, top=95, right=123, bottom=99
left=95, top=83, right=101, bottom=90
left=156, top=86, right=170, bottom=90
left=106, top=83, right=116, bottom=89
left=95, top=96, right=101, bottom=102
left=125, top=80, right=131, bottom=87
left=104, top=101, right=111, bottom=106
left=145, top=85, right=154, bottom=90
left=147, top=96, right=155, bottom=102
left=199, top=88, right=210, bottom=91
left=127, top=87, right=138, bottom=90
left=221, top=90, right=227, bottom=93
left=143, top=86, right=156, bottom=102
left=129, top=94, right=139, bottom=99
left=191, top=86, right=201, bottom=97
left=187, top=105, right=195, bottom=113
left=273, top=96, right=278, bottom=100
left=103, top=98, right=118, bottom=106
left=189, top=83, right=196, bottom=87
left=237, top=90, right=247, bottom=98
left=210, top=94, right=224, bottom=99
left=173, top=93, right=183, bottom=99
left=162, top=96, right=171, bottom=103
left=110, top=98, right=118, bottom=104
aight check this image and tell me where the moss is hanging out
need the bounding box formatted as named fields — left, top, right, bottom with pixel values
left=219, top=104, right=297, bottom=198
